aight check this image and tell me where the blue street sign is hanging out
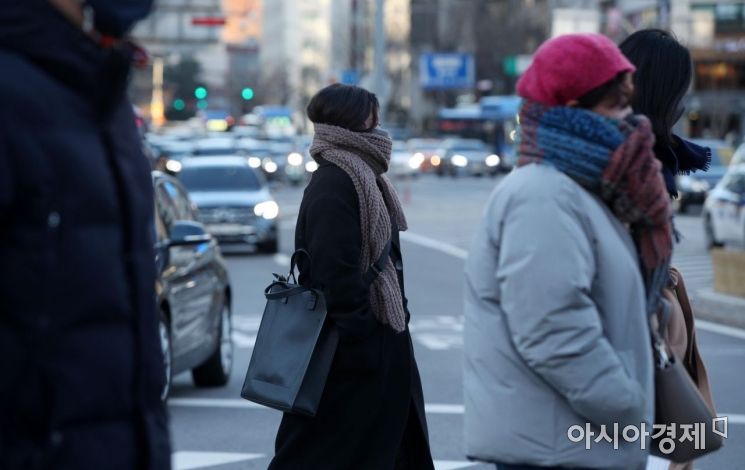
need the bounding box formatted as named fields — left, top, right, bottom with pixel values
left=340, top=69, right=360, bottom=85
left=419, top=53, right=475, bottom=90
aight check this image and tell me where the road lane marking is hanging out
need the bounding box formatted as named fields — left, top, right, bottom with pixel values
left=400, top=231, right=468, bottom=260
left=172, top=451, right=264, bottom=470
left=415, top=333, right=463, bottom=350
left=169, top=398, right=462, bottom=415
left=173, top=452, right=476, bottom=470
left=697, top=320, right=745, bottom=341
left=169, top=398, right=267, bottom=409
left=425, top=404, right=465, bottom=414
left=272, top=253, right=291, bottom=266
left=728, top=414, right=745, bottom=424
left=168, top=399, right=745, bottom=425
left=232, top=331, right=256, bottom=348
left=434, top=461, right=478, bottom=470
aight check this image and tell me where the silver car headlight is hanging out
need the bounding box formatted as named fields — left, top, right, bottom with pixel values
left=408, top=153, right=425, bottom=169
left=485, top=154, right=501, bottom=167
left=263, top=159, right=278, bottom=174
left=165, top=159, right=182, bottom=173
left=247, top=156, right=262, bottom=169
left=287, top=152, right=304, bottom=167
left=254, top=201, right=279, bottom=220
left=451, top=155, right=468, bottom=167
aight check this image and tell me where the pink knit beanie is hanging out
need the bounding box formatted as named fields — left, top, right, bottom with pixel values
left=516, top=33, right=636, bottom=107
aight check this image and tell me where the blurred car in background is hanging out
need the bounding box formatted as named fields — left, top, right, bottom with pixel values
left=201, top=109, right=235, bottom=132
left=152, top=172, right=232, bottom=398
left=390, top=140, right=424, bottom=178
left=437, top=138, right=503, bottom=177
left=676, top=139, right=734, bottom=213
left=407, top=138, right=443, bottom=172
left=193, top=137, right=239, bottom=157
left=703, top=164, right=745, bottom=249
left=178, top=157, right=279, bottom=253
left=237, top=138, right=275, bottom=177
left=156, top=141, right=195, bottom=174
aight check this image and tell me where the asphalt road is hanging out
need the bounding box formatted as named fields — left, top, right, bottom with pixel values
left=168, top=175, right=745, bottom=470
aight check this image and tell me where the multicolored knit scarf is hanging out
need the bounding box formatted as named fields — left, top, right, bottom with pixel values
left=518, top=100, right=673, bottom=316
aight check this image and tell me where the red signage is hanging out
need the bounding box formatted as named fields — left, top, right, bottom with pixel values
left=192, top=17, right=227, bottom=26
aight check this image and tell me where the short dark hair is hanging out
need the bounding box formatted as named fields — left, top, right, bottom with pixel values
left=619, top=29, right=692, bottom=147
left=576, top=71, right=633, bottom=111
left=306, top=84, right=379, bottom=132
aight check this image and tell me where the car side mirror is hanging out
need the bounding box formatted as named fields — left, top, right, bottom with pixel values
left=169, top=220, right=212, bottom=247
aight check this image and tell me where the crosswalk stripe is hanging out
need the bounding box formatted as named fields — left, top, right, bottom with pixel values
left=172, top=451, right=264, bottom=470
left=434, top=461, right=479, bottom=470
left=232, top=331, right=256, bottom=348
left=168, top=398, right=745, bottom=427
left=169, top=398, right=266, bottom=409
left=172, top=452, right=478, bottom=470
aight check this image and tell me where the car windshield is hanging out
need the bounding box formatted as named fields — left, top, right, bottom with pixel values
left=193, top=148, right=237, bottom=157
left=409, top=142, right=440, bottom=151
left=450, top=140, right=486, bottom=151
left=179, top=166, right=262, bottom=191
left=711, top=147, right=733, bottom=168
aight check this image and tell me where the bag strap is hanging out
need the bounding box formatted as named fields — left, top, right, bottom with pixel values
left=264, top=281, right=320, bottom=310
left=671, top=267, right=697, bottom=370
left=288, top=249, right=312, bottom=284
left=650, top=296, right=673, bottom=368
left=362, top=235, right=392, bottom=286
left=264, top=282, right=307, bottom=300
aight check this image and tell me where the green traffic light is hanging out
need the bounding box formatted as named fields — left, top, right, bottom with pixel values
left=241, top=87, right=254, bottom=100
left=173, top=99, right=185, bottom=111
left=194, top=86, right=208, bottom=100
left=197, top=99, right=208, bottom=110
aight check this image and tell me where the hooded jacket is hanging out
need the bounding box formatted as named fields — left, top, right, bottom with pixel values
left=0, top=3, right=170, bottom=469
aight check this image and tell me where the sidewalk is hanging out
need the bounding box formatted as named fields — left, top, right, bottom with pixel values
left=691, top=289, right=745, bottom=329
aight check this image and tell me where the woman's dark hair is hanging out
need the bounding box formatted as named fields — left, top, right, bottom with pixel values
left=576, top=71, right=633, bottom=110
left=619, top=29, right=692, bottom=146
left=306, top=83, right=379, bottom=132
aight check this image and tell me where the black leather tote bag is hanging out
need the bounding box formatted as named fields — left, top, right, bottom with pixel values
left=240, top=250, right=338, bottom=416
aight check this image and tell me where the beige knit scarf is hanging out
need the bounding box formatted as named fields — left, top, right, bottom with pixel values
left=309, top=123, right=409, bottom=332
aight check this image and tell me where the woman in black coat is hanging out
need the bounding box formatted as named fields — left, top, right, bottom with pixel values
left=269, top=84, right=434, bottom=470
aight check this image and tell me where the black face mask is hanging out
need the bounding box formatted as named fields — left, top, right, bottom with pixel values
left=85, top=0, right=154, bottom=37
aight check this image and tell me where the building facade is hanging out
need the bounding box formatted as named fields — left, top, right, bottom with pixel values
left=260, top=0, right=332, bottom=114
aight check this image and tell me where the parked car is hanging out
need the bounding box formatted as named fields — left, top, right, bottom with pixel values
left=732, top=142, right=745, bottom=167
left=178, top=156, right=279, bottom=253
left=437, top=138, right=503, bottom=177
left=703, top=164, right=745, bottom=249
left=676, top=139, right=734, bottom=212
left=407, top=138, right=443, bottom=172
left=390, top=140, right=424, bottom=178
left=152, top=172, right=233, bottom=398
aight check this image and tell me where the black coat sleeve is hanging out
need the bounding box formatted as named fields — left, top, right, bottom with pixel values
left=299, top=171, right=378, bottom=342
left=0, top=116, right=11, bottom=220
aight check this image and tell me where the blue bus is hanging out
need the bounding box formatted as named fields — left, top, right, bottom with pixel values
left=437, top=95, right=521, bottom=167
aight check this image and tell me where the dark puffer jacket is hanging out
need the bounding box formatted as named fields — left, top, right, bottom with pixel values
left=0, top=5, right=170, bottom=470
